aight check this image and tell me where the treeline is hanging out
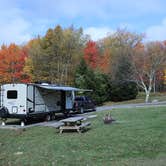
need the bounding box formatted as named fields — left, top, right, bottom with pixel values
left=0, top=25, right=166, bottom=103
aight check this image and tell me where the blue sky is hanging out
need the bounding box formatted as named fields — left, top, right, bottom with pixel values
left=1, top=0, right=166, bottom=45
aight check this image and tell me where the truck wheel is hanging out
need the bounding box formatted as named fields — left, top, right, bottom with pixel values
left=45, top=114, right=51, bottom=121
left=80, top=107, right=84, bottom=114
left=64, top=112, right=69, bottom=117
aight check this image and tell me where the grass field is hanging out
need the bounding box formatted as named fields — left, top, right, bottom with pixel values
left=0, top=107, right=166, bottom=166
left=104, top=92, right=166, bottom=105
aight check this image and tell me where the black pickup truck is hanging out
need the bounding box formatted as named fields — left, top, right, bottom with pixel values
left=73, top=96, right=96, bottom=113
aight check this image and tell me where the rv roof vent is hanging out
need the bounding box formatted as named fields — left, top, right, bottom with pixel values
left=34, top=81, right=51, bottom=85
left=41, top=83, right=49, bottom=85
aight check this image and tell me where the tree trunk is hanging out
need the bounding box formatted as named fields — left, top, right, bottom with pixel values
left=145, top=76, right=153, bottom=103
left=145, top=85, right=152, bottom=103
left=153, top=73, right=156, bottom=93
left=145, top=91, right=150, bottom=103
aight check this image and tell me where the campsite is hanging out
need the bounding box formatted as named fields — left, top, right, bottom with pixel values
left=1, top=1, right=166, bottom=165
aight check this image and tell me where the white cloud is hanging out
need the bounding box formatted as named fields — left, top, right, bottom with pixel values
left=146, top=18, right=166, bottom=41
left=0, top=0, right=166, bottom=45
left=84, top=27, right=114, bottom=41
left=0, top=2, right=31, bottom=46
left=0, top=18, right=31, bottom=45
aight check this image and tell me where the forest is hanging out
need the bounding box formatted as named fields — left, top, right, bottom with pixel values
left=0, top=25, right=166, bottom=104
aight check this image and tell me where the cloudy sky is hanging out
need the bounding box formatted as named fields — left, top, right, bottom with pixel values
left=0, top=0, right=166, bottom=45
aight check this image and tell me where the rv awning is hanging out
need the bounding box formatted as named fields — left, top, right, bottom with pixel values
left=36, top=85, right=92, bottom=92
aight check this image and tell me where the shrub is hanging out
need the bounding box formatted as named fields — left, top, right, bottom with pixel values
left=110, top=81, right=138, bottom=102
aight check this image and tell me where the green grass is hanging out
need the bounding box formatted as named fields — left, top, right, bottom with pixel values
left=104, top=92, right=166, bottom=105
left=0, top=107, right=166, bottom=166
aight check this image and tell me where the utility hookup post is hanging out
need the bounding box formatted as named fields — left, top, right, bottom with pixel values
left=21, top=121, right=25, bottom=127
left=2, top=121, right=5, bottom=126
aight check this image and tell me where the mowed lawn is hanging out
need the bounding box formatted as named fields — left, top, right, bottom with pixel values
left=104, top=92, right=166, bottom=105
left=0, top=107, right=166, bottom=166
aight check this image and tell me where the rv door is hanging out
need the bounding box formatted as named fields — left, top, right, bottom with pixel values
left=66, top=91, right=74, bottom=110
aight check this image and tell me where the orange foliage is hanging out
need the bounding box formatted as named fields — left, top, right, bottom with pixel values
left=83, top=40, right=111, bottom=73
left=83, top=41, right=99, bottom=69
left=98, top=49, right=111, bottom=74
left=0, top=44, right=31, bottom=83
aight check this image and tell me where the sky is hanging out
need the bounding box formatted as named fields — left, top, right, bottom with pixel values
left=1, top=0, right=166, bottom=45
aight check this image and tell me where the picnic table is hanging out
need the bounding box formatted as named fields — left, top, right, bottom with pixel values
left=59, top=117, right=91, bottom=133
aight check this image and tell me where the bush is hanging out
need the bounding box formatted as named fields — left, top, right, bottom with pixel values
left=110, top=81, right=138, bottom=102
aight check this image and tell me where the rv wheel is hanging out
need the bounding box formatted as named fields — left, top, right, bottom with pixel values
left=64, top=112, right=69, bottom=117
left=45, top=114, right=51, bottom=121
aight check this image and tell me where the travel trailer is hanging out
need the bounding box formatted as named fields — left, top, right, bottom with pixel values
left=0, top=83, right=80, bottom=125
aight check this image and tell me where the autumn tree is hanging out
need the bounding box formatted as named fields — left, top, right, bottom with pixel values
left=60, top=26, right=86, bottom=84
left=27, top=25, right=86, bottom=85
left=133, top=41, right=166, bottom=102
left=98, top=48, right=111, bottom=74
left=106, top=29, right=142, bottom=81
left=83, top=40, right=100, bottom=69
left=24, top=37, right=44, bottom=81
left=95, top=29, right=142, bottom=101
left=0, top=44, right=30, bottom=84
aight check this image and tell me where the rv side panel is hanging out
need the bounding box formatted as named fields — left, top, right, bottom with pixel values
left=27, top=85, right=35, bottom=113
left=0, top=85, right=4, bottom=108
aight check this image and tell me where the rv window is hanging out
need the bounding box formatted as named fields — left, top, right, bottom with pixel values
left=7, top=90, right=18, bottom=99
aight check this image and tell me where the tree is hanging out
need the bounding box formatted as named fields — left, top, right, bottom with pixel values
left=75, top=58, right=91, bottom=89
left=75, top=58, right=111, bottom=104
left=25, top=37, right=45, bottom=82
left=0, top=44, right=30, bottom=84
left=98, top=29, right=142, bottom=101
left=107, top=29, right=142, bottom=81
left=110, top=81, right=138, bottom=101
left=133, top=41, right=166, bottom=102
left=27, top=25, right=86, bottom=85
left=83, top=40, right=100, bottom=69
left=60, top=26, right=86, bottom=84
left=98, top=49, right=111, bottom=74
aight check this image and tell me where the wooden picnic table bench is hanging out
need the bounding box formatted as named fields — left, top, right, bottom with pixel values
left=59, top=117, right=91, bottom=133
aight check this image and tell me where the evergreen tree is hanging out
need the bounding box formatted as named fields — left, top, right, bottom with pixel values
left=75, top=58, right=111, bottom=104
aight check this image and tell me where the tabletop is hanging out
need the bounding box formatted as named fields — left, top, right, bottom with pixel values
left=61, top=117, right=84, bottom=123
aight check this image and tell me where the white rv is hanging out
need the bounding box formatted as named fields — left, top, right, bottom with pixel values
left=0, top=83, right=80, bottom=125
